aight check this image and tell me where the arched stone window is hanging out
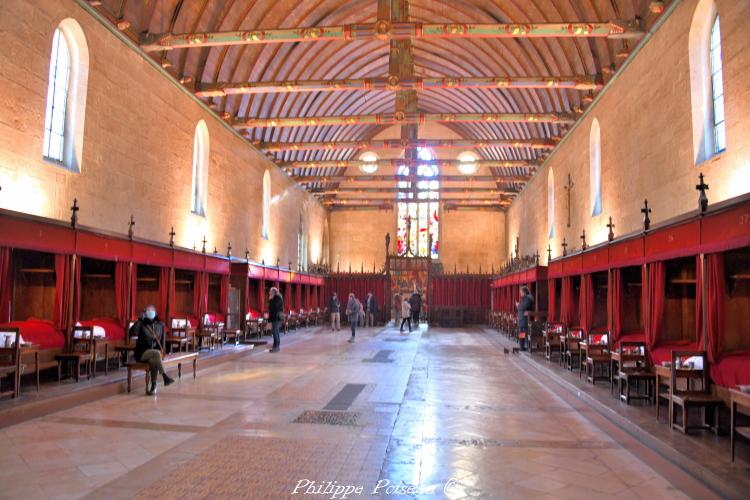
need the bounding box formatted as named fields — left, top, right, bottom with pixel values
left=548, top=168, right=555, bottom=239
left=589, top=118, right=602, bottom=217
left=191, top=120, right=209, bottom=216
left=43, top=19, right=89, bottom=172
left=689, top=0, right=726, bottom=162
left=457, top=151, right=478, bottom=175
left=262, top=170, right=271, bottom=240
left=359, top=151, right=378, bottom=174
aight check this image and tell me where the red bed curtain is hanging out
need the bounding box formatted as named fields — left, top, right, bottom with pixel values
left=54, top=255, right=71, bottom=330
left=705, top=253, right=723, bottom=364
left=609, top=268, right=622, bottom=342
left=646, top=261, right=665, bottom=353
left=158, top=267, right=171, bottom=319
left=580, top=274, right=594, bottom=333
left=695, top=255, right=704, bottom=352
left=220, top=275, right=229, bottom=315
left=0, top=247, right=12, bottom=323
left=130, top=264, right=138, bottom=320
left=194, top=271, right=208, bottom=320
left=547, top=280, right=556, bottom=323
left=114, top=262, right=130, bottom=327
left=561, top=277, right=576, bottom=326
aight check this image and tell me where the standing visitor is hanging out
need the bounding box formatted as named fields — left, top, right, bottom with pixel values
left=516, top=286, right=535, bottom=351
left=365, top=292, right=377, bottom=327
left=400, top=297, right=412, bottom=333
left=393, top=293, right=402, bottom=326
left=329, top=292, right=341, bottom=332
left=409, top=290, right=422, bottom=327
left=268, top=287, right=284, bottom=352
left=346, top=293, right=360, bottom=343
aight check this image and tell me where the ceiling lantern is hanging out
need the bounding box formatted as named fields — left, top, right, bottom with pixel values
left=457, top=151, right=479, bottom=175
left=359, top=151, right=379, bottom=174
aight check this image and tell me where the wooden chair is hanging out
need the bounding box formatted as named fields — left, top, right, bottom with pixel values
left=222, top=313, right=241, bottom=346
left=730, top=388, right=750, bottom=463
left=95, top=339, right=123, bottom=376
left=584, top=331, right=610, bottom=385
left=56, top=327, right=95, bottom=382
left=544, top=323, right=563, bottom=362
left=563, top=328, right=584, bottom=372
left=669, top=350, right=723, bottom=434
left=0, top=328, right=23, bottom=399
left=197, top=315, right=218, bottom=351
left=617, top=341, right=654, bottom=404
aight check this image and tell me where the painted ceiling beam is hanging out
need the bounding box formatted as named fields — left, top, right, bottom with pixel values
left=282, top=159, right=538, bottom=169
left=293, top=174, right=530, bottom=183
left=196, top=75, right=601, bottom=97
left=255, top=138, right=558, bottom=152
left=234, top=112, right=574, bottom=129
left=142, top=20, right=642, bottom=51
left=310, top=187, right=517, bottom=195
left=320, top=196, right=511, bottom=203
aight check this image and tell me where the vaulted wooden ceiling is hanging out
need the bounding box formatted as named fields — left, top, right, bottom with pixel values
left=92, top=0, right=666, bottom=210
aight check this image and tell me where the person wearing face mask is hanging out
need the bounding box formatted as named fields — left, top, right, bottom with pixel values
left=129, top=305, right=175, bottom=395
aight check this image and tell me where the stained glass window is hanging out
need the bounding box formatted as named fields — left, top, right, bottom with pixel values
left=397, top=148, right=439, bottom=259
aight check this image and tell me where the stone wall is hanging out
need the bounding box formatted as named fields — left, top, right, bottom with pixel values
left=0, top=0, right=327, bottom=269
left=506, top=0, right=750, bottom=262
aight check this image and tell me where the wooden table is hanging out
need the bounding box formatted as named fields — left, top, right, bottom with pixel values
left=730, top=388, right=750, bottom=462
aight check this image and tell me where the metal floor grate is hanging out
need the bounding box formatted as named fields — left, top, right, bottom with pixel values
left=293, top=410, right=360, bottom=426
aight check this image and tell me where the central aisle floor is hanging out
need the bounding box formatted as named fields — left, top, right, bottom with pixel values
left=0, top=326, right=709, bottom=499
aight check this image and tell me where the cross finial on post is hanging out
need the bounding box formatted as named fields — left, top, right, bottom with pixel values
left=277, top=258, right=280, bottom=268
left=245, top=249, right=250, bottom=262
left=696, top=172, right=709, bottom=214
left=607, top=217, right=615, bottom=242
left=535, top=251, right=540, bottom=265
left=214, top=247, right=218, bottom=254
left=641, top=199, right=652, bottom=231
left=226, top=242, right=232, bottom=258
left=127, top=215, right=135, bottom=240
left=169, top=227, right=175, bottom=247
left=70, top=199, right=79, bottom=228
left=580, top=229, right=587, bottom=251
left=547, top=245, right=552, bottom=262
left=201, top=236, right=207, bottom=254
left=561, top=238, right=568, bottom=256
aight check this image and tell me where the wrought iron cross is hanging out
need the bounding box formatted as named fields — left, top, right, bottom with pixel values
left=607, top=217, right=615, bottom=242
left=564, top=173, right=574, bottom=228
left=580, top=229, right=587, bottom=251
left=169, top=227, right=175, bottom=247
left=514, top=235, right=520, bottom=259
left=245, top=249, right=250, bottom=262
left=70, top=199, right=79, bottom=228
left=214, top=247, right=219, bottom=254
left=226, top=242, right=232, bottom=258
left=696, top=172, right=709, bottom=214
left=201, top=236, right=207, bottom=254
left=535, top=251, right=540, bottom=265
left=561, top=238, right=568, bottom=256
left=547, top=245, right=552, bottom=262
left=127, top=215, right=135, bottom=240
left=641, top=199, right=652, bottom=231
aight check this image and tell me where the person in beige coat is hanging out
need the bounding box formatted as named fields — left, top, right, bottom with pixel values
left=399, top=298, right=412, bottom=333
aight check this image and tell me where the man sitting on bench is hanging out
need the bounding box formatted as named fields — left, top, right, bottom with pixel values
left=129, top=305, right=175, bottom=395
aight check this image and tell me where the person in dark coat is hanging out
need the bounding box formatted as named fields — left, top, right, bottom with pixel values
left=268, top=287, right=284, bottom=352
left=329, top=292, right=341, bottom=332
left=345, top=292, right=360, bottom=343
left=409, top=291, right=422, bottom=327
left=365, top=292, right=377, bottom=327
left=516, top=286, right=535, bottom=351
left=129, top=304, right=174, bottom=395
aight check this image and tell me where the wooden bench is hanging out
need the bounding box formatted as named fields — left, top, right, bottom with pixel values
left=125, top=352, right=198, bottom=393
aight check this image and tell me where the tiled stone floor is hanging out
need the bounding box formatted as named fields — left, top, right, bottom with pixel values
left=0, top=326, right=722, bottom=499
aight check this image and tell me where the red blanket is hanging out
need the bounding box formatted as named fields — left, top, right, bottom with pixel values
left=0, top=319, right=65, bottom=349
left=710, top=353, right=750, bottom=388
left=79, top=318, right=125, bottom=341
